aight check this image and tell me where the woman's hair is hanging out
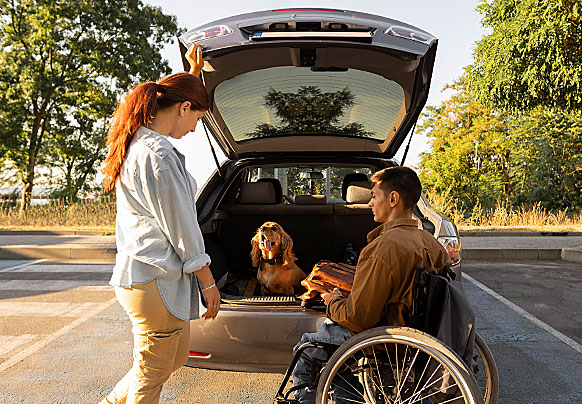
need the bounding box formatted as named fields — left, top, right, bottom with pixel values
left=103, top=72, right=209, bottom=192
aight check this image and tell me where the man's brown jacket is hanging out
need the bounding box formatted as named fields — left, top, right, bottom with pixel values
left=326, top=218, right=452, bottom=333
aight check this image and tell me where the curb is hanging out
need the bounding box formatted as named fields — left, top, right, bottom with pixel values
left=460, top=231, right=582, bottom=237
left=0, top=230, right=112, bottom=236
left=0, top=245, right=577, bottom=263
left=561, top=246, right=582, bottom=263
left=0, top=246, right=116, bottom=261
left=461, top=248, right=562, bottom=260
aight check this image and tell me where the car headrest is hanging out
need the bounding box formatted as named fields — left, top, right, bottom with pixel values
left=257, top=178, right=283, bottom=204
left=346, top=181, right=373, bottom=204
left=342, top=173, right=369, bottom=200
left=238, top=182, right=277, bottom=204
left=295, top=195, right=327, bottom=205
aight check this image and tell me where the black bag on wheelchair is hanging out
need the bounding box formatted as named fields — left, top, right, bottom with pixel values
left=409, top=267, right=477, bottom=398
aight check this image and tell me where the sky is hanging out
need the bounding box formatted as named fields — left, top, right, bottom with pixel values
left=146, top=0, right=488, bottom=187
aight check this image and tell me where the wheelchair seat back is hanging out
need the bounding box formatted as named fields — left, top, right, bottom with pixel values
left=408, top=266, right=456, bottom=336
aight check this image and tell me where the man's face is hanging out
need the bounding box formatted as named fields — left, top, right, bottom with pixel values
left=368, top=183, right=392, bottom=223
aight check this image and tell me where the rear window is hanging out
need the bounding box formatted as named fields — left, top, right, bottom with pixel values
left=250, top=166, right=372, bottom=200
left=214, top=67, right=404, bottom=142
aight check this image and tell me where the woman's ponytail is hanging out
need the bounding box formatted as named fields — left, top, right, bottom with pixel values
left=102, top=72, right=208, bottom=193
left=103, top=82, right=159, bottom=192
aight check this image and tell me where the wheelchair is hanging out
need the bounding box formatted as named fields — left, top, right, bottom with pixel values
left=274, top=267, right=498, bottom=404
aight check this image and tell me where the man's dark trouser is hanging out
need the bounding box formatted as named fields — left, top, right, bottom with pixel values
left=292, top=319, right=360, bottom=404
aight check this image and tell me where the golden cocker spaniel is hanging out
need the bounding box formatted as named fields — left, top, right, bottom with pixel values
left=251, top=221, right=305, bottom=296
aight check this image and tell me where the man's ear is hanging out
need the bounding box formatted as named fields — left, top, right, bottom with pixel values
left=389, top=191, right=400, bottom=207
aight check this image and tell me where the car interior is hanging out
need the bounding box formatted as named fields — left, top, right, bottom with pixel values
left=201, top=164, right=436, bottom=302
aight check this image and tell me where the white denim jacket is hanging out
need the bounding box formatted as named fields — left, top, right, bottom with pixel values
left=110, top=126, right=211, bottom=321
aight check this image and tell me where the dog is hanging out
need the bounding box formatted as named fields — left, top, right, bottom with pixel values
left=251, top=221, right=305, bottom=296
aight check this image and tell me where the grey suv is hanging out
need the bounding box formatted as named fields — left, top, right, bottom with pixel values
left=178, top=8, right=461, bottom=372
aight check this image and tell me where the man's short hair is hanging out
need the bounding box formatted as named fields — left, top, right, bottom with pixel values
left=370, top=166, right=422, bottom=210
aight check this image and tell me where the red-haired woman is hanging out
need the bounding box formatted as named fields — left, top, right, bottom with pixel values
left=100, top=45, right=220, bottom=404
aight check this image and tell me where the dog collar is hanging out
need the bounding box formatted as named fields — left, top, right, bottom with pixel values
left=260, top=255, right=283, bottom=265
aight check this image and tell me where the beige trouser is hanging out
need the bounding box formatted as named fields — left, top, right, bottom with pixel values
left=102, top=279, right=190, bottom=404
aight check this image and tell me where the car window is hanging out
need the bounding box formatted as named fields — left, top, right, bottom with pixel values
left=250, top=166, right=372, bottom=200
left=214, top=67, right=404, bottom=142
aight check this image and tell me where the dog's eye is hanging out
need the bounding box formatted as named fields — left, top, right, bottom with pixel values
left=272, top=226, right=278, bottom=231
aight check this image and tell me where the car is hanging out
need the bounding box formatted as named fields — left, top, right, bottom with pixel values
left=177, top=8, right=461, bottom=372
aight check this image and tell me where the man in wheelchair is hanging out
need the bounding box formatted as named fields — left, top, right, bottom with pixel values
left=291, top=166, right=452, bottom=403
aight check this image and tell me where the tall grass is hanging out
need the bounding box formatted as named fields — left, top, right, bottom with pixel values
left=0, top=197, right=116, bottom=231
left=424, top=188, right=582, bottom=231
left=1, top=192, right=581, bottom=231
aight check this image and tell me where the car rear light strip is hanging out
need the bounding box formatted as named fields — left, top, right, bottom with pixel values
left=250, top=31, right=373, bottom=40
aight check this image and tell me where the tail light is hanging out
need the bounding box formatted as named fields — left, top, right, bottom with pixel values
left=180, top=25, right=233, bottom=46
left=385, top=26, right=433, bottom=45
left=439, top=236, right=462, bottom=266
left=437, top=218, right=462, bottom=266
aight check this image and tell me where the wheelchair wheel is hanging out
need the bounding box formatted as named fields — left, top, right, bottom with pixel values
left=473, top=333, right=499, bottom=404
left=315, top=327, right=484, bottom=404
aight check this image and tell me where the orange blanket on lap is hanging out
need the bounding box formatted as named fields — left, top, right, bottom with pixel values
left=300, top=261, right=356, bottom=301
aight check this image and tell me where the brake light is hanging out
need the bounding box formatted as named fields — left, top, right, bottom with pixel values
left=438, top=236, right=462, bottom=266
left=181, top=25, right=233, bottom=45
left=188, top=351, right=212, bottom=359
left=273, top=8, right=345, bottom=12
left=385, top=26, right=432, bottom=44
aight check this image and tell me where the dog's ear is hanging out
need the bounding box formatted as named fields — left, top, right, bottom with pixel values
left=280, top=227, right=297, bottom=268
left=251, top=232, right=261, bottom=267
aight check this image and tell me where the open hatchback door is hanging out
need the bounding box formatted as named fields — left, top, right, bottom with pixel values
left=178, top=8, right=438, bottom=160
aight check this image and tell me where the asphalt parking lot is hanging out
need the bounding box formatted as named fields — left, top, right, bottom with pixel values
left=0, top=259, right=581, bottom=404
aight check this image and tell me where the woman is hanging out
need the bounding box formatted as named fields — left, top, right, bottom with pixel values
left=100, top=45, right=220, bottom=404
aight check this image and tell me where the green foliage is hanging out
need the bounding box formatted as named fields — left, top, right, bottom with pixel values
left=467, top=0, right=582, bottom=112
left=0, top=0, right=181, bottom=209
left=512, top=109, right=582, bottom=210
left=248, top=86, right=372, bottom=138
left=420, top=79, right=582, bottom=213
left=418, top=79, right=513, bottom=209
left=43, top=109, right=110, bottom=201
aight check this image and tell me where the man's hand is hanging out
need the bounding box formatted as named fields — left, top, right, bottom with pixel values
left=321, top=288, right=343, bottom=305
left=186, top=44, right=204, bottom=77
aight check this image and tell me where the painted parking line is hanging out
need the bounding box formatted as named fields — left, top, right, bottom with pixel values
left=464, top=273, right=582, bottom=355
left=0, top=280, right=110, bottom=291
left=0, top=259, right=47, bottom=272
left=0, top=334, right=36, bottom=357
left=0, top=302, right=98, bottom=317
left=0, top=297, right=117, bottom=373
left=4, top=264, right=113, bottom=273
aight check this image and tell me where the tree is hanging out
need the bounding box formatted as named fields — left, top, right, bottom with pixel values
left=512, top=109, right=582, bottom=210
left=418, top=79, right=513, bottom=208
left=248, top=86, right=372, bottom=138
left=0, top=0, right=181, bottom=211
left=43, top=107, right=110, bottom=201
left=466, top=0, right=582, bottom=113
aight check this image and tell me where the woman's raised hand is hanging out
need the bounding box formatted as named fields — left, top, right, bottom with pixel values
left=187, top=44, right=204, bottom=77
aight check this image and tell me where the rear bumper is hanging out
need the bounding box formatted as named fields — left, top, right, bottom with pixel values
left=187, top=305, right=326, bottom=372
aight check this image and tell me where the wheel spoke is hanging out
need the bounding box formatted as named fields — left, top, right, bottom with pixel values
left=395, top=347, right=419, bottom=402
left=368, top=347, right=390, bottom=402
left=407, top=350, right=432, bottom=401
left=331, top=363, right=366, bottom=400
left=401, top=361, right=446, bottom=404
